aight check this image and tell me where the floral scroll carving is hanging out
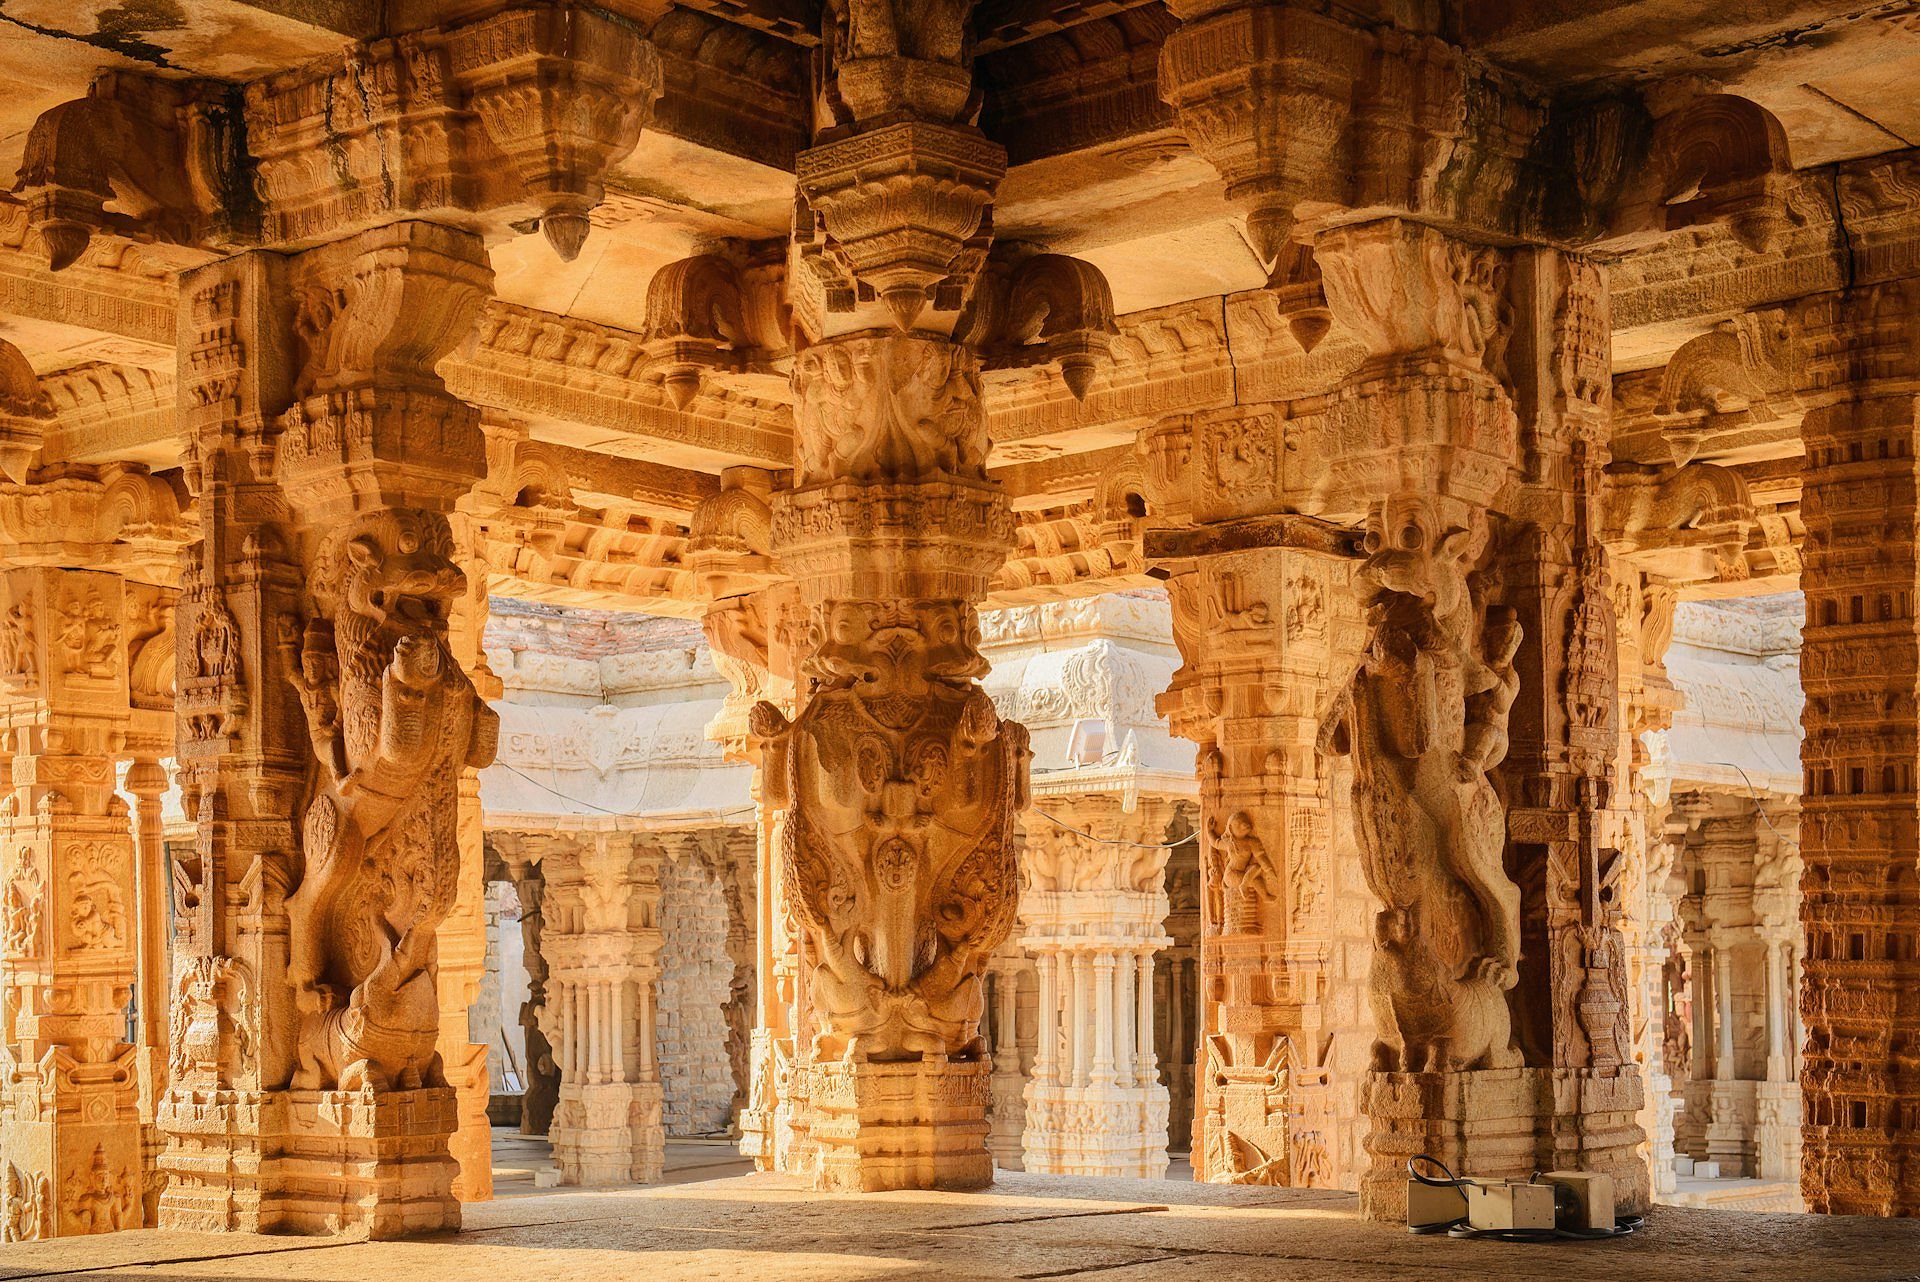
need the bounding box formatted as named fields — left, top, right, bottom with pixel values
left=283, top=509, right=500, bottom=1091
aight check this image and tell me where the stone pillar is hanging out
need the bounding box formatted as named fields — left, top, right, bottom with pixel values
left=1797, top=276, right=1920, bottom=1214
left=755, top=331, right=1028, bottom=1192
left=539, top=833, right=665, bottom=1185
left=1143, top=448, right=1361, bottom=1189
left=1304, top=227, right=1644, bottom=1219
left=159, top=227, right=497, bottom=1238
left=1017, top=794, right=1176, bottom=1178
left=685, top=476, right=802, bottom=1170
left=508, top=861, right=559, bottom=1135
left=440, top=527, right=498, bottom=1202
left=0, top=568, right=141, bottom=1239
left=984, top=944, right=1031, bottom=1170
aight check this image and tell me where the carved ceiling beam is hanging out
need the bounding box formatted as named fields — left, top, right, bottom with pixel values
left=1610, top=148, right=1920, bottom=361
left=14, top=4, right=664, bottom=269
left=444, top=301, right=793, bottom=470
left=973, top=0, right=1163, bottom=53
left=990, top=443, right=1134, bottom=510
left=668, top=0, right=819, bottom=46
left=479, top=509, right=701, bottom=618
left=39, top=366, right=201, bottom=472
left=619, top=10, right=811, bottom=171
left=466, top=416, right=721, bottom=560
left=0, top=206, right=179, bottom=367
left=0, top=462, right=190, bottom=587
left=976, top=5, right=1173, bottom=165
left=245, top=4, right=662, bottom=258
left=1157, top=4, right=1808, bottom=277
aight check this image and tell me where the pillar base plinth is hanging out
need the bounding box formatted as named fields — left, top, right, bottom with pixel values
left=1539, top=1066, right=1651, bottom=1216
left=279, top=1088, right=460, bottom=1238
left=550, top=1082, right=664, bottom=1186
left=810, top=1057, right=993, bottom=1192
left=1360, top=1068, right=1540, bottom=1223
left=157, top=1089, right=288, bottom=1234
left=1361, top=1066, right=1650, bottom=1222
left=1021, top=1083, right=1171, bottom=1179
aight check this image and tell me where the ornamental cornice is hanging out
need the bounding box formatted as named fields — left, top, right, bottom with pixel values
left=1609, top=149, right=1920, bottom=358
left=445, top=301, right=793, bottom=471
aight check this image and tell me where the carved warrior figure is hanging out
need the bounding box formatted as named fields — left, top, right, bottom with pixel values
left=1324, top=499, right=1523, bottom=1074
left=751, top=600, right=1030, bottom=1061
left=1, top=1162, right=50, bottom=1242
left=283, top=509, right=499, bottom=1092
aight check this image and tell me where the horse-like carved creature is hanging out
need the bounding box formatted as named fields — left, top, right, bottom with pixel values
left=283, top=509, right=498, bottom=1092
left=1323, top=497, right=1522, bottom=1074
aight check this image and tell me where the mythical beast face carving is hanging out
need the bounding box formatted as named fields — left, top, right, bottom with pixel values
left=755, top=598, right=1029, bottom=1063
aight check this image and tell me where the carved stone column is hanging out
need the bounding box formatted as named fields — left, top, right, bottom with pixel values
left=159, top=226, right=497, bottom=1238
left=1017, top=793, right=1177, bottom=1178
left=506, top=858, right=558, bottom=1136
left=1796, top=276, right=1920, bottom=1216
left=1304, top=225, right=1645, bottom=1219
left=0, top=568, right=140, bottom=1239
left=754, top=330, right=1028, bottom=1193
left=1151, top=545, right=1359, bottom=1190
left=1486, top=248, right=1648, bottom=1209
left=441, top=519, right=500, bottom=1201
left=687, top=472, right=806, bottom=1172
left=538, top=832, right=665, bottom=1185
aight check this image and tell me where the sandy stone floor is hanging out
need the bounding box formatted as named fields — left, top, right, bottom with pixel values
left=7, top=1164, right=1920, bottom=1282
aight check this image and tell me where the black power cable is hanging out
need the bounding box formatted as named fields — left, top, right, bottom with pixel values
left=1405, top=1154, right=1646, bottom=1243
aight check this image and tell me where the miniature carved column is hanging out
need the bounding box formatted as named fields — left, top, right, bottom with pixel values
left=1797, top=278, right=1920, bottom=1216
left=754, top=327, right=1028, bottom=1193
left=125, top=756, right=170, bottom=1220
left=1017, top=794, right=1176, bottom=1178
left=0, top=569, right=140, bottom=1239
left=538, top=833, right=665, bottom=1185
left=983, top=943, right=1033, bottom=1170
left=159, top=227, right=497, bottom=1238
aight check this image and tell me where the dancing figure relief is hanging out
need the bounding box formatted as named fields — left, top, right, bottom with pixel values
left=1323, top=497, right=1523, bottom=1074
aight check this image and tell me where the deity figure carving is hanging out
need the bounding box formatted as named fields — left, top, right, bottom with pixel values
left=283, top=509, right=500, bottom=1092
left=55, top=584, right=119, bottom=679
left=751, top=599, right=1029, bottom=1061
left=1324, top=497, right=1523, bottom=1073
left=1207, top=810, right=1280, bottom=935
left=1, top=1163, right=50, bottom=1242
left=790, top=336, right=986, bottom=487
left=0, top=593, right=33, bottom=687
left=1, top=855, right=40, bottom=956
left=65, top=846, right=127, bottom=951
